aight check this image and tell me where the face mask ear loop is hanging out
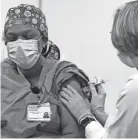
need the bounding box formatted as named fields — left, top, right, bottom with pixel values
left=38, top=35, right=44, bottom=54
left=38, top=35, right=43, bottom=41
left=45, top=40, right=50, bottom=53
left=42, top=35, right=49, bottom=55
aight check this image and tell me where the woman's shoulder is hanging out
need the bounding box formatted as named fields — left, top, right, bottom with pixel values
left=127, top=72, right=138, bottom=81
left=118, top=72, right=138, bottom=105
left=1, top=58, right=16, bottom=66
left=125, top=72, right=138, bottom=93
left=1, top=58, right=16, bottom=73
left=51, top=60, right=76, bottom=73
left=1, top=58, right=17, bottom=75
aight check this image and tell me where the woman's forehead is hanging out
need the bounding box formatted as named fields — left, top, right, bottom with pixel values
left=6, top=24, right=40, bottom=35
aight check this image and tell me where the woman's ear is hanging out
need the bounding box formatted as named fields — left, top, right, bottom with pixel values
left=42, top=37, right=48, bottom=49
left=41, top=37, right=48, bottom=55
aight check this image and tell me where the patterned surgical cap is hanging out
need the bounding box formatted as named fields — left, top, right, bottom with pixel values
left=4, top=4, right=48, bottom=38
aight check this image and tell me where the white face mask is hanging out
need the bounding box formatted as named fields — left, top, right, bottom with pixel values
left=7, top=36, right=42, bottom=69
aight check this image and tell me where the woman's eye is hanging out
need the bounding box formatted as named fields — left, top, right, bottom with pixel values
left=6, top=36, right=17, bottom=42
left=24, top=34, right=34, bottom=40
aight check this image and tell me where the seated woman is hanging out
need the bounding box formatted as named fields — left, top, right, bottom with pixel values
left=1, top=4, right=91, bottom=138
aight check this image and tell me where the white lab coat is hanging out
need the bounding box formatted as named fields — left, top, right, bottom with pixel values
left=85, top=73, right=138, bottom=138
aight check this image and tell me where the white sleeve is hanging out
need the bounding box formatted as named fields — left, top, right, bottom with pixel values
left=104, top=114, right=116, bottom=128
left=85, top=73, right=138, bottom=138
left=105, top=73, right=138, bottom=138
left=85, top=121, right=106, bottom=138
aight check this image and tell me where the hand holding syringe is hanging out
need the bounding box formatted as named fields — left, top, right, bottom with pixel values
left=88, top=77, right=108, bottom=123
left=82, top=77, right=108, bottom=90
left=83, top=77, right=108, bottom=101
left=93, top=77, right=108, bottom=86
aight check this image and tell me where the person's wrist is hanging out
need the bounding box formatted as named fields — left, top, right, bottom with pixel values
left=92, top=106, right=105, bottom=116
left=79, top=114, right=94, bottom=124
left=93, top=108, right=108, bottom=127
left=80, top=115, right=95, bottom=129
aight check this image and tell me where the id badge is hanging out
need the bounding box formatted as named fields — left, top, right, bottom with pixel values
left=27, top=102, right=52, bottom=122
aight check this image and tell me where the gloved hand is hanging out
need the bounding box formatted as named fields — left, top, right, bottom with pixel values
left=88, top=82, right=106, bottom=115
left=88, top=82, right=108, bottom=126
left=60, top=85, right=94, bottom=124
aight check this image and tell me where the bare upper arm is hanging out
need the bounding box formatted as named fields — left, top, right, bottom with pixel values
left=61, top=75, right=85, bottom=98
left=59, top=76, right=85, bottom=137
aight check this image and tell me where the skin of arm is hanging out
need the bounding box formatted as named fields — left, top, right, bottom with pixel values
left=93, top=108, right=108, bottom=127
left=59, top=76, right=86, bottom=138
